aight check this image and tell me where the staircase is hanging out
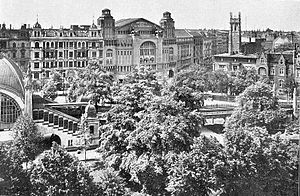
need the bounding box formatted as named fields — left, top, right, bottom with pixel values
left=33, top=107, right=82, bottom=149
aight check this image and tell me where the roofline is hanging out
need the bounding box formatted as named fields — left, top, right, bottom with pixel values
left=2, top=55, right=25, bottom=95
left=115, top=18, right=163, bottom=30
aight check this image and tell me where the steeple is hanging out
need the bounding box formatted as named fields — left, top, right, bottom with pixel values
left=229, top=12, right=242, bottom=54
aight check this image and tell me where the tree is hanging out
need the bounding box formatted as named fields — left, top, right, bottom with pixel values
left=225, top=81, right=288, bottom=133
left=67, top=63, right=114, bottom=111
left=206, top=69, right=230, bottom=93
left=224, top=127, right=298, bottom=195
left=283, top=75, right=297, bottom=98
left=166, top=136, right=227, bottom=196
left=92, top=168, right=127, bottom=196
left=11, top=114, right=44, bottom=164
left=229, top=67, right=259, bottom=96
left=173, top=64, right=208, bottom=92
left=0, top=143, right=31, bottom=195
left=30, top=143, right=97, bottom=196
left=97, top=67, right=204, bottom=194
left=41, top=70, right=63, bottom=100
left=0, top=115, right=43, bottom=195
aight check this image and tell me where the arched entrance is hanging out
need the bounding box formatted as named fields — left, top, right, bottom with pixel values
left=258, top=67, right=267, bottom=76
left=43, top=134, right=61, bottom=149
left=168, top=70, right=174, bottom=78
left=139, top=41, right=156, bottom=65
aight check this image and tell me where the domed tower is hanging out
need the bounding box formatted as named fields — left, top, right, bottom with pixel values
left=32, top=15, right=42, bottom=37
left=160, top=11, right=175, bottom=39
left=229, top=12, right=241, bottom=54
left=97, top=9, right=115, bottom=39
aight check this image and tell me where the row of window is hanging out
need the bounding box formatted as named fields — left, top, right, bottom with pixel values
left=10, top=50, right=26, bottom=58
left=34, top=61, right=87, bottom=69
left=33, top=30, right=87, bottom=38
left=117, top=50, right=132, bottom=56
left=11, top=42, right=27, bottom=48
left=34, top=41, right=103, bottom=49
left=33, top=50, right=107, bottom=59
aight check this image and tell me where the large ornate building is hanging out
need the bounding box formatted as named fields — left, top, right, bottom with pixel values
left=0, top=9, right=180, bottom=82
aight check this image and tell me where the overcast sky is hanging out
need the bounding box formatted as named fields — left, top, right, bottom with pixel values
left=0, top=0, right=299, bottom=31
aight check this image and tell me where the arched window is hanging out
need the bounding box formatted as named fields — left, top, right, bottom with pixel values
left=106, top=49, right=113, bottom=58
left=140, top=41, right=156, bottom=64
left=258, top=67, right=267, bottom=75
left=78, top=42, right=81, bottom=48
left=35, top=42, right=39, bottom=48
left=51, top=42, right=54, bottom=48
left=270, top=67, right=275, bottom=75
left=279, top=80, right=284, bottom=88
left=12, top=42, right=16, bottom=48
left=279, top=68, right=284, bottom=76
left=21, top=43, right=25, bottom=48
left=168, top=70, right=174, bottom=78
left=82, top=42, right=85, bottom=48
left=0, top=93, right=21, bottom=124
left=46, top=42, right=50, bottom=48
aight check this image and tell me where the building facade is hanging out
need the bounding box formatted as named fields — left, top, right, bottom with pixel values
left=0, top=24, right=31, bottom=73
left=0, top=9, right=181, bottom=82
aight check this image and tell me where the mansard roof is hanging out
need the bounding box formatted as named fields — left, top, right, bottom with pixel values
left=175, top=29, right=193, bottom=37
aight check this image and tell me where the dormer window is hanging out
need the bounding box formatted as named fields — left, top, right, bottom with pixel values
left=280, top=59, right=284, bottom=64
left=279, top=68, right=284, bottom=76
left=270, top=67, right=275, bottom=75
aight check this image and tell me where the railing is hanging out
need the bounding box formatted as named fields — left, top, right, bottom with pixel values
left=203, top=104, right=236, bottom=109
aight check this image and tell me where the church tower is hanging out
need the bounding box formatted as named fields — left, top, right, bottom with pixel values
left=160, top=11, right=175, bottom=39
left=24, top=66, right=33, bottom=118
left=97, top=9, right=115, bottom=39
left=229, top=12, right=241, bottom=54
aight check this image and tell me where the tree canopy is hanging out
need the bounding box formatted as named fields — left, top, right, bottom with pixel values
left=67, top=63, right=114, bottom=110
left=225, top=81, right=288, bottom=133
left=30, top=143, right=96, bottom=196
left=224, top=127, right=298, bottom=195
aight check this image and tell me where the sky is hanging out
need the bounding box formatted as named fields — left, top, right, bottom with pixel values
left=0, top=0, right=299, bottom=31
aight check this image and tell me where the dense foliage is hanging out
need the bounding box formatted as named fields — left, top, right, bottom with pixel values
left=225, top=81, right=288, bottom=133
left=67, top=63, right=114, bottom=111
left=42, top=70, right=63, bottom=100
left=0, top=63, right=298, bottom=195
left=30, top=143, right=96, bottom=196
left=224, top=127, right=298, bottom=195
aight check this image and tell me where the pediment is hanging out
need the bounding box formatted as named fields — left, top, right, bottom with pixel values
left=116, top=18, right=163, bottom=31
left=278, top=55, right=285, bottom=65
